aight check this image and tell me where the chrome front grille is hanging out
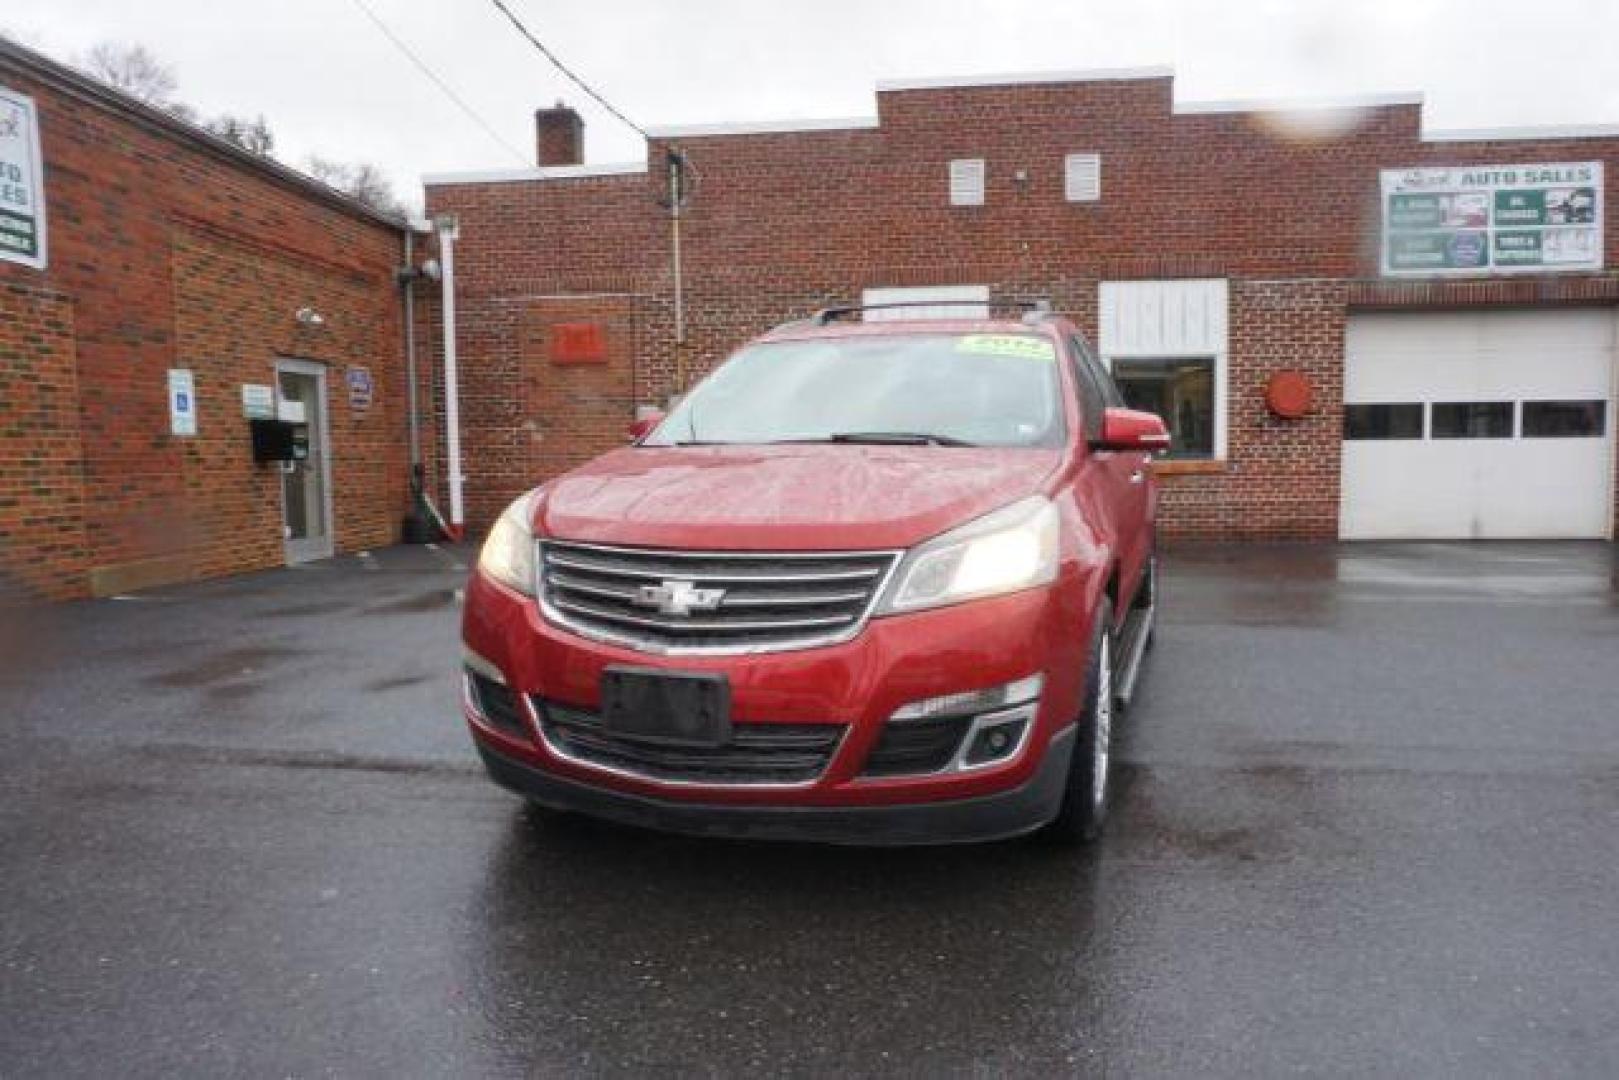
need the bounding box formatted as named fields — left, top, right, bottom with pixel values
left=537, top=540, right=900, bottom=654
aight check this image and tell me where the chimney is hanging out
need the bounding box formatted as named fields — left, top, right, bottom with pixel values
left=535, top=101, right=584, bottom=167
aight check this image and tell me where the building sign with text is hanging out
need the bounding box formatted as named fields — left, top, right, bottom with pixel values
left=1381, top=162, right=1602, bottom=276
left=0, top=85, right=47, bottom=269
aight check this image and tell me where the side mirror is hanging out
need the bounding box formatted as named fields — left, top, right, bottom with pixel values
left=628, top=409, right=665, bottom=443
left=1094, top=407, right=1171, bottom=452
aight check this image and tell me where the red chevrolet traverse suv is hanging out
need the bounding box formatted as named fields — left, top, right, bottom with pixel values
left=461, top=303, right=1168, bottom=844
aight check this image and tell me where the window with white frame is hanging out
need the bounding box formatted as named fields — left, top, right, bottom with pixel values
left=1098, top=279, right=1229, bottom=460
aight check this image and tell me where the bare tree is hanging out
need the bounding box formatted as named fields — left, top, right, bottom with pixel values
left=78, top=42, right=178, bottom=105
left=206, top=114, right=275, bottom=157
left=306, top=155, right=406, bottom=218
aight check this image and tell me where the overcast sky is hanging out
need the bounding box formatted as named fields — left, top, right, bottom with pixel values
left=8, top=0, right=1618, bottom=210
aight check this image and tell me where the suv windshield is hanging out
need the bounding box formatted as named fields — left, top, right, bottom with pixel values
left=645, top=332, right=1066, bottom=448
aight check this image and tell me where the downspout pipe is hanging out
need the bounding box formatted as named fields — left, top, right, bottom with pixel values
left=434, top=213, right=465, bottom=541
left=402, top=227, right=422, bottom=481
left=397, top=221, right=437, bottom=543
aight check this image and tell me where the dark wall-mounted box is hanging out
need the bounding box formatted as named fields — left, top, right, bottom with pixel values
left=251, top=418, right=308, bottom=462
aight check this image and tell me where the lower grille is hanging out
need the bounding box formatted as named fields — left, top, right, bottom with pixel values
left=861, top=716, right=972, bottom=777
left=534, top=698, right=844, bottom=785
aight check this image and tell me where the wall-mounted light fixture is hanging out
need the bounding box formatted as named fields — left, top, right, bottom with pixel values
left=294, top=306, right=326, bottom=328
left=394, top=259, right=440, bottom=284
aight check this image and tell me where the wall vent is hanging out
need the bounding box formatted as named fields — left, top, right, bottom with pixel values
left=948, top=159, right=986, bottom=206
left=1065, top=153, right=1101, bottom=202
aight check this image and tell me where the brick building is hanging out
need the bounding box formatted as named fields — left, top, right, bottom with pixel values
left=425, top=69, right=1619, bottom=543
left=1, top=39, right=431, bottom=599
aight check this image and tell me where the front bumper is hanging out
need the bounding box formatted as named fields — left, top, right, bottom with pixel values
left=461, top=562, right=1094, bottom=835
left=476, top=726, right=1076, bottom=845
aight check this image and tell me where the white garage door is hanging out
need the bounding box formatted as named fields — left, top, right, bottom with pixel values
left=1341, top=310, right=1616, bottom=540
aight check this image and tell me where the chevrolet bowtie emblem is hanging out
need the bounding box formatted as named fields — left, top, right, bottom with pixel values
left=634, top=579, right=726, bottom=617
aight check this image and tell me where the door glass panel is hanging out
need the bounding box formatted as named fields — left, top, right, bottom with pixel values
left=1431, top=401, right=1513, bottom=439
left=1522, top=400, right=1606, bottom=438
left=1112, top=357, right=1214, bottom=458
left=277, top=371, right=326, bottom=549
left=1345, top=403, right=1423, bottom=440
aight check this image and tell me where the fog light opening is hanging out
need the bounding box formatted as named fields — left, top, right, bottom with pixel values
left=962, top=716, right=1030, bottom=768
left=464, top=664, right=532, bottom=741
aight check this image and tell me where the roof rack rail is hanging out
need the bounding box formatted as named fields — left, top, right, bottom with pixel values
left=801, top=298, right=1056, bottom=326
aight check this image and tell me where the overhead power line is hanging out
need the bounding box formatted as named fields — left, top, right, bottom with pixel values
left=488, top=0, right=650, bottom=140
left=348, top=0, right=529, bottom=164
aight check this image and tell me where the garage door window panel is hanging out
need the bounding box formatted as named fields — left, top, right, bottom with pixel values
left=1522, top=400, right=1607, bottom=438
left=1432, top=402, right=1514, bottom=439
left=1345, top=403, right=1424, bottom=440
left=1113, top=357, right=1215, bottom=458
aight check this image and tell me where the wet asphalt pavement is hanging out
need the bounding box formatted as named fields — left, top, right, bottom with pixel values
left=3, top=541, right=1618, bottom=1077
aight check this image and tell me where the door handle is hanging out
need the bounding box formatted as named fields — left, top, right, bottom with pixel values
left=1129, top=469, right=1146, bottom=484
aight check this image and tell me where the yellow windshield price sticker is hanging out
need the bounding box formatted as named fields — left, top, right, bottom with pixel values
left=954, top=334, right=1056, bottom=361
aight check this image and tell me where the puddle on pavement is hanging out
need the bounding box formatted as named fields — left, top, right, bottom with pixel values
left=1108, top=761, right=1341, bottom=865
left=204, top=680, right=267, bottom=703
left=261, top=600, right=351, bottom=619
left=149, top=646, right=302, bottom=688
left=368, top=590, right=457, bottom=614
left=364, top=673, right=436, bottom=693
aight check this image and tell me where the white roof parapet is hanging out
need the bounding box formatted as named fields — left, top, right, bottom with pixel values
left=1422, top=122, right=1619, bottom=143
left=1175, top=91, right=1425, bottom=114
left=422, top=161, right=648, bottom=186
left=646, top=117, right=881, bottom=138
left=876, top=66, right=1175, bottom=92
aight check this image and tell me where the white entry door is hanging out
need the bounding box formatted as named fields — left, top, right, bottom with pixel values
left=276, top=360, right=335, bottom=563
left=1341, top=310, right=1615, bottom=540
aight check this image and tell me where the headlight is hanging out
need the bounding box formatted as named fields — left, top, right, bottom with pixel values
left=478, top=492, right=539, bottom=595
left=876, top=495, right=1059, bottom=615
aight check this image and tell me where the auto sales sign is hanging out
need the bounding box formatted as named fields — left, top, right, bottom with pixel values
left=1381, top=162, right=1602, bottom=276
left=0, top=85, right=46, bottom=270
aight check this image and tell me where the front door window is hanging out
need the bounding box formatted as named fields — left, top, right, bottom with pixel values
left=277, top=366, right=331, bottom=563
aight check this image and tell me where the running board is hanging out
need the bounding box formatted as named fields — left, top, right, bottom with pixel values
left=1112, top=602, right=1154, bottom=710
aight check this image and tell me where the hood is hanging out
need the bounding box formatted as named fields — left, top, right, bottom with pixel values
left=536, top=444, right=1063, bottom=550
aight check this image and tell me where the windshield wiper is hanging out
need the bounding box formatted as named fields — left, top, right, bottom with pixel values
left=825, top=431, right=979, bottom=447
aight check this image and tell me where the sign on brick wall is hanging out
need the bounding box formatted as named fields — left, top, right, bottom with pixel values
left=0, top=85, right=47, bottom=270
left=168, top=369, right=197, bottom=437
left=1381, top=162, right=1603, bottom=276
left=550, top=322, right=608, bottom=364
left=346, top=365, right=374, bottom=410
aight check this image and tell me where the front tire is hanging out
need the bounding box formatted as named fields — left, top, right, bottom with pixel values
left=1043, top=598, right=1115, bottom=843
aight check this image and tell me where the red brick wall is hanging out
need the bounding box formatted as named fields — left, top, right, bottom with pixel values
left=0, top=282, right=88, bottom=600
left=170, top=223, right=409, bottom=578
left=1158, top=281, right=1348, bottom=540
left=1, top=53, right=409, bottom=596
left=426, top=75, right=1619, bottom=540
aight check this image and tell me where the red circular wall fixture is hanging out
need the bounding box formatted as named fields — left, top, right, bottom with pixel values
left=1265, top=370, right=1313, bottom=420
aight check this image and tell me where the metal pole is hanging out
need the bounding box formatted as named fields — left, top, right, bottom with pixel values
left=402, top=230, right=421, bottom=479
left=435, top=214, right=465, bottom=538
left=669, top=149, right=685, bottom=390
